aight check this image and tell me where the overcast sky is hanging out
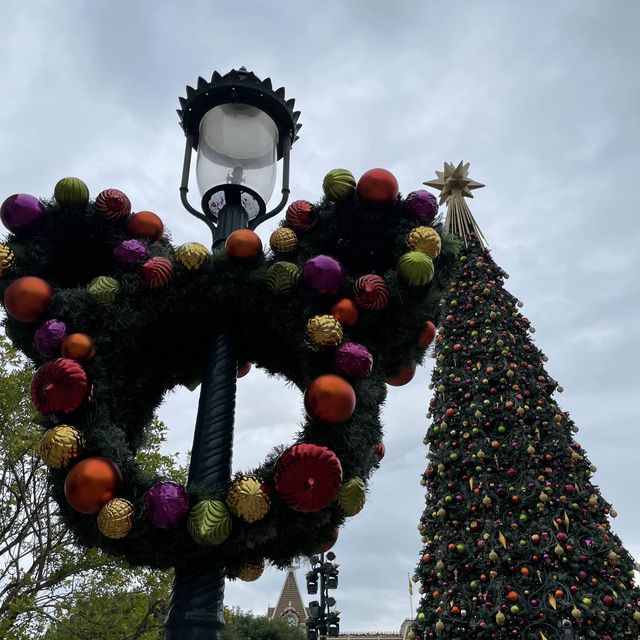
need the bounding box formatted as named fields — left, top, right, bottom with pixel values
left=1, top=0, right=640, bottom=633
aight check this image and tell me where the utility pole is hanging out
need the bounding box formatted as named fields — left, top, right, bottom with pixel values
left=305, top=552, right=340, bottom=639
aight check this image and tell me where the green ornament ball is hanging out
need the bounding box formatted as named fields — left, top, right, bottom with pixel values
left=397, top=251, right=435, bottom=286
left=54, top=177, right=90, bottom=208
left=265, top=261, right=300, bottom=295
left=322, top=168, right=356, bottom=201
left=188, top=499, right=232, bottom=546
left=87, top=276, right=119, bottom=305
left=337, top=477, right=366, bottom=516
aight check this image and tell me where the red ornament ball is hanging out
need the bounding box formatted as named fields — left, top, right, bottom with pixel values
left=353, top=274, right=390, bottom=311
left=64, top=457, right=123, bottom=514
left=373, top=442, right=386, bottom=461
left=315, top=527, right=340, bottom=553
left=127, top=211, right=164, bottom=240
left=285, top=200, right=316, bottom=232
left=386, top=365, right=416, bottom=386
left=304, top=374, right=356, bottom=424
left=237, top=362, right=252, bottom=378
left=273, top=443, right=343, bottom=512
left=225, top=229, right=263, bottom=261
left=3, top=276, right=53, bottom=323
left=357, top=168, right=399, bottom=205
left=418, top=321, right=436, bottom=348
left=330, top=298, right=359, bottom=326
left=61, top=333, right=96, bottom=361
left=95, top=189, right=131, bottom=220
left=142, top=257, right=174, bottom=288
left=31, top=358, right=88, bottom=414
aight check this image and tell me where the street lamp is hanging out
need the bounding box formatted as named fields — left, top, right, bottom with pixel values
left=165, top=68, right=300, bottom=640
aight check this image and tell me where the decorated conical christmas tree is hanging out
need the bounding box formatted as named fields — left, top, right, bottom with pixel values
left=412, top=162, right=640, bottom=639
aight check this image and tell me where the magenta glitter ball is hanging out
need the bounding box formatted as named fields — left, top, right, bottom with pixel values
left=1, top=194, right=46, bottom=233
left=333, top=342, right=373, bottom=379
left=300, top=255, right=345, bottom=296
left=143, top=481, right=190, bottom=529
left=34, top=319, right=67, bottom=357
left=113, top=239, right=149, bottom=265
left=404, top=190, right=438, bottom=224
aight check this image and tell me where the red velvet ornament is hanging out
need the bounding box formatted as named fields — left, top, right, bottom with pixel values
left=386, top=365, right=416, bottom=386
left=418, top=320, right=436, bottom=347
left=225, top=229, right=263, bottom=261
left=127, top=211, right=164, bottom=240
left=31, top=358, right=88, bottom=414
left=64, top=457, right=123, bottom=514
left=304, top=374, right=356, bottom=424
left=273, top=443, right=342, bottom=512
left=353, top=274, right=390, bottom=311
left=330, top=298, right=359, bottom=326
left=95, top=189, right=131, bottom=220
left=356, top=168, right=399, bottom=205
left=142, top=257, right=174, bottom=288
left=3, top=276, right=53, bottom=323
left=285, top=200, right=316, bottom=231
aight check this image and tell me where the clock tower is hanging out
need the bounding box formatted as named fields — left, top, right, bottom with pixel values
left=267, top=566, right=309, bottom=629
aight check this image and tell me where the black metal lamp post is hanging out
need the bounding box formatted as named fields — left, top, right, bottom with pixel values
left=306, top=552, right=340, bottom=640
left=164, top=68, right=301, bottom=640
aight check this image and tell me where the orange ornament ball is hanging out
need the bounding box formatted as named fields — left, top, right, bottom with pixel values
left=330, top=298, right=359, bottom=326
left=3, top=276, right=53, bottom=323
left=304, top=374, right=356, bottom=424
left=386, top=365, right=416, bottom=386
left=418, top=321, right=436, bottom=348
left=507, top=591, right=519, bottom=602
left=225, top=229, right=263, bottom=261
left=127, top=211, right=164, bottom=240
left=64, top=457, right=123, bottom=514
left=357, top=168, right=399, bottom=205
left=61, top=333, right=96, bottom=361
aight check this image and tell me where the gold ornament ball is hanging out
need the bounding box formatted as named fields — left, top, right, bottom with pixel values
left=0, top=244, right=15, bottom=276
left=227, top=476, right=271, bottom=524
left=406, top=226, right=442, bottom=258
left=237, top=561, right=265, bottom=582
left=97, top=498, right=135, bottom=539
left=306, top=315, right=343, bottom=348
left=39, top=425, right=82, bottom=468
left=175, top=242, right=211, bottom=270
left=269, top=227, right=298, bottom=254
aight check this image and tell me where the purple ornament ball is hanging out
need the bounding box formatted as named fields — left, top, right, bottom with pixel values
left=143, top=481, right=189, bottom=529
left=334, top=342, right=373, bottom=379
left=33, top=319, right=67, bottom=357
left=113, top=239, right=150, bottom=265
left=300, top=255, right=345, bottom=296
left=1, top=194, right=46, bottom=233
left=404, top=190, right=438, bottom=224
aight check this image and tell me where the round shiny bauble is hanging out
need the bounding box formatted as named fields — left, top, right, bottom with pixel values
left=34, top=319, right=67, bottom=357
left=273, top=443, right=343, bottom=512
left=61, top=333, right=96, bottom=361
left=0, top=244, right=15, bottom=276
left=418, top=321, right=436, bottom=348
left=188, top=499, right=232, bottom=546
left=397, top=251, right=435, bottom=286
left=98, top=498, right=135, bottom=539
left=225, top=229, right=263, bottom=261
left=31, top=358, right=88, bottom=414
left=3, top=276, right=53, bottom=323
left=39, top=425, right=82, bottom=468
left=300, top=255, right=345, bottom=296
left=1, top=194, right=46, bottom=233
left=337, top=477, right=366, bottom=516
left=285, top=200, right=316, bottom=232
left=315, top=527, right=339, bottom=553
left=306, top=315, right=343, bottom=349
left=87, top=276, right=119, bottom=305
left=353, top=274, right=390, bottom=311
left=372, top=441, right=385, bottom=461
left=227, top=476, right=271, bottom=524
left=330, top=298, right=359, bottom=326
left=356, top=168, right=399, bottom=205
left=386, top=365, right=416, bottom=386
left=265, top=261, right=299, bottom=294
left=333, top=342, right=373, bottom=379
left=175, top=242, right=210, bottom=270
left=127, top=211, right=164, bottom=240
left=113, top=239, right=149, bottom=265
left=269, top=227, right=298, bottom=254
left=143, top=481, right=190, bottom=529
left=142, top=257, right=174, bottom=288
left=64, top=457, right=123, bottom=514
left=95, top=188, right=132, bottom=221
left=237, top=561, right=265, bottom=582
left=53, top=177, right=90, bottom=208
left=406, top=226, right=442, bottom=258
left=304, top=374, right=356, bottom=424
left=322, top=168, right=356, bottom=201
left=237, top=362, right=252, bottom=378
left=404, top=190, right=438, bottom=224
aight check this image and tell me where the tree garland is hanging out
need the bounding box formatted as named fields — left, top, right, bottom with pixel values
left=0, top=170, right=458, bottom=578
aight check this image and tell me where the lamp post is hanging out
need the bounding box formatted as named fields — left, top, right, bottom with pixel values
left=164, top=68, right=301, bottom=640
left=306, top=552, right=341, bottom=639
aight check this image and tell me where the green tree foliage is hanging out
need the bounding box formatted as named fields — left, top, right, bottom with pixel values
left=222, top=607, right=305, bottom=640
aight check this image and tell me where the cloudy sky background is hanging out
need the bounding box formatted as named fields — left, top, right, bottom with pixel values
left=1, top=0, right=639, bottom=632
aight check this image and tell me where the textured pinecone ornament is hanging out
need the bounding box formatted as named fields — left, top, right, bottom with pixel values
left=306, top=315, right=343, bottom=349
left=175, top=242, right=211, bottom=270
left=406, top=226, right=442, bottom=258
left=269, top=227, right=299, bottom=254
left=227, top=476, right=271, bottom=523
left=39, top=425, right=82, bottom=468
left=237, top=561, right=265, bottom=582
left=0, top=244, right=15, bottom=276
left=97, top=498, right=135, bottom=539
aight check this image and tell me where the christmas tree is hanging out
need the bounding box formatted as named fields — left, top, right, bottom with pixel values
left=411, top=162, right=640, bottom=640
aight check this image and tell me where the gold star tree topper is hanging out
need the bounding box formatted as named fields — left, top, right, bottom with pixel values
left=424, top=161, right=488, bottom=248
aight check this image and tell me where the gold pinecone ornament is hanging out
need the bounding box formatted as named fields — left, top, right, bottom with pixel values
left=0, top=244, right=15, bottom=276
left=237, top=561, right=265, bottom=582
left=406, top=226, right=442, bottom=258
left=306, top=315, right=343, bottom=349
left=227, top=476, right=271, bottom=523
left=98, top=498, right=135, bottom=539
left=175, top=242, right=211, bottom=270
left=269, top=227, right=298, bottom=254
left=39, top=425, right=82, bottom=468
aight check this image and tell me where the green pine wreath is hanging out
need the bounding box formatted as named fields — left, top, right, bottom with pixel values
left=0, top=172, right=458, bottom=578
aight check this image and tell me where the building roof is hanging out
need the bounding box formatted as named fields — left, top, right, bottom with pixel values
left=268, top=566, right=309, bottom=623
